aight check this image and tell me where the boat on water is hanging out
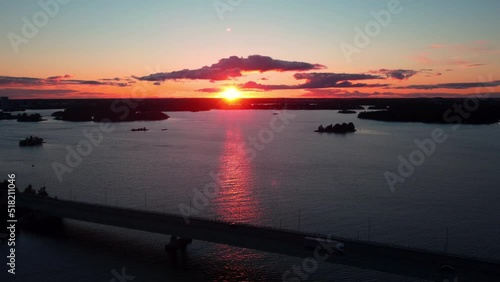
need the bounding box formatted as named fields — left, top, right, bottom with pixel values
left=315, top=122, right=356, bottom=134
left=19, top=136, right=44, bottom=146
left=131, top=127, right=149, bottom=132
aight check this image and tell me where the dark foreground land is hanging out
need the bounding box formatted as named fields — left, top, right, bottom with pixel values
left=357, top=99, right=500, bottom=124
left=2, top=98, right=500, bottom=124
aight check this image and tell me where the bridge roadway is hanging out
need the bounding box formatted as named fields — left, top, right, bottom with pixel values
left=15, top=194, right=500, bottom=281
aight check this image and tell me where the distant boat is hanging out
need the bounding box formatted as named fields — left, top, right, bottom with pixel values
left=161, top=128, right=168, bottom=131
left=273, top=113, right=279, bottom=115
left=19, top=136, right=44, bottom=146
left=131, top=127, right=149, bottom=132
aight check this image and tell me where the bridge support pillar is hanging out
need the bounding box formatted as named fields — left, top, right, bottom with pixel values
left=165, top=236, right=192, bottom=253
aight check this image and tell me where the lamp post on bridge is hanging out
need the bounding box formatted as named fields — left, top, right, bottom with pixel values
left=298, top=209, right=301, bottom=232
left=368, top=217, right=371, bottom=241
left=444, top=227, right=449, bottom=254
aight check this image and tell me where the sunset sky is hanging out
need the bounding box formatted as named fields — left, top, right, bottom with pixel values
left=1, top=0, right=500, bottom=99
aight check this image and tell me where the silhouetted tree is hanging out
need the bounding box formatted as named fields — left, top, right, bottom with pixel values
left=23, top=184, right=35, bottom=194
left=37, top=186, right=49, bottom=197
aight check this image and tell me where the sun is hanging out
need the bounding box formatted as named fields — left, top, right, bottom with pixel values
left=221, top=87, right=242, bottom=101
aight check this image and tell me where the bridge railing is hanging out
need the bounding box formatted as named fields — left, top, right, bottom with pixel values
left=16, top=194, right=500, bottom=264
left=18, top=193, right=330, bottom=237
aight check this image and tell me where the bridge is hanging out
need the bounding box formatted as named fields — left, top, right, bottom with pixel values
left=11, top=193, right=500, bottom=281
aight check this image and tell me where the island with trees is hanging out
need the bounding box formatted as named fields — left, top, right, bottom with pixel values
left=0, top=112, right=45, bottom=121
left=19, top=136, right=44, bottom=147
left=315, top=122, right=356, bottom=133
left=54, top=106, right=170, bottom=122
left=17, top=113, right=44, bottom=122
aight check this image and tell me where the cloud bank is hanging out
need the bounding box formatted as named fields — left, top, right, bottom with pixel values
left=135, top=55, right=326, bottom=82
left=391, top=80, right=500, bottom=90
left=0, top=75, right=131, bottom=87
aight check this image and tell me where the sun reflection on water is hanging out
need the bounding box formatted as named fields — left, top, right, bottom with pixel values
left=214, top=128, right=262, bottom=223
left=210, top=128, right=265, bottom=278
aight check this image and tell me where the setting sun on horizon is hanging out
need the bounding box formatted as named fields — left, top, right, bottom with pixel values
left=220, top=87, right=242, bottom=101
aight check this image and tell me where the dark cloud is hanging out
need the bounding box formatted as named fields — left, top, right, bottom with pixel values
left=371, top=69, right=444, bottom=79
left=391, top=80, right=500, bottom=90
left=235, top=72, right=387, bottom=91
left=135, top=55, right=326, bottom=82
left=238, top=81, right=294, bottom=91
left=294, top=73, right=383, bottom=88
left=301, top=89, right=387, bottom=98
left=196, top=88, right=221, bottom=93
left=301, top=89, right=500, bottom=98
left=466, top=63, right=486, bottom=68
left=100, top=77, right=121, bottom=81
left=47, top=74, right=72, bottom=80
left=448, top=59, right=486, bottom=68
left=419, top=69, right=442, bottom=77
left=0, top=88, right=79, bottom=98
left=0, top=76, right=131, bottom=87
left=370, top=69, right=418, bottom=80
left=0, top=76, right=42, bottom=86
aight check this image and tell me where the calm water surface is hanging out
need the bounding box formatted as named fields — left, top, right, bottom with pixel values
left=1, top=109, right=500, bottom=281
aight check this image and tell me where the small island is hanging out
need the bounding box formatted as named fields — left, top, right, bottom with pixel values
left=338, top=109, right=357, bottom=114
left=19, top=136, right=44, bottom=146
left=51, top=111, right=64, bottom=120
left=1, top=112, right=45, bottom=121
left=54, top=107, right=170, bottom=122
left=0, top=112, right=18, bottom=120
left=17, top=113, right=45, bottom=122
left=315, top=122, right=356, bottom=133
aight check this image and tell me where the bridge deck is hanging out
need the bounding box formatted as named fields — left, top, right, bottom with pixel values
left=14, top=194, right=500, bottom=281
